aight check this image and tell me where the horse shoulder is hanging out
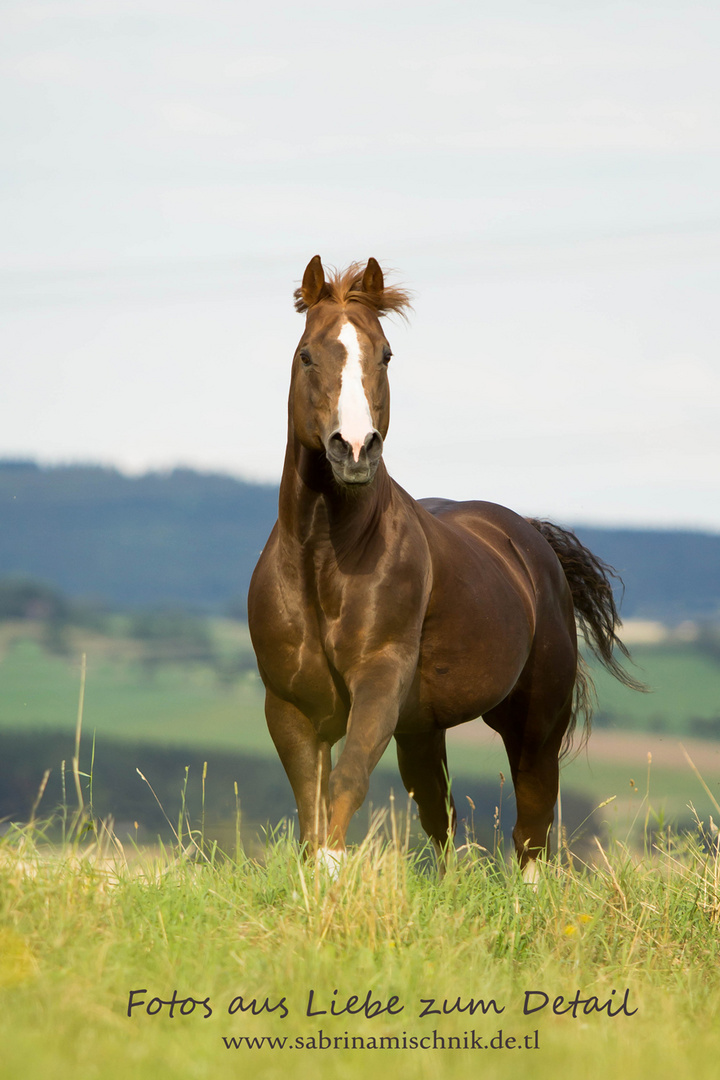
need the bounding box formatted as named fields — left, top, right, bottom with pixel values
left=249, top=528, right=326, bottom=684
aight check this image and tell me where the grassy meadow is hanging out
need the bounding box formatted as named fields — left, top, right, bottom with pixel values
left=2, top=617, right=720, bottom=1077
left=2, top=804, right=720, bottom=1080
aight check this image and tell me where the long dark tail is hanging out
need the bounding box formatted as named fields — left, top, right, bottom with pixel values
left=528, top=519, right=646, bottom=755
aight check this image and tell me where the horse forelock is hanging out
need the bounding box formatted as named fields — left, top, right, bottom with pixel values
left=293, top=261, right=412, bottom=319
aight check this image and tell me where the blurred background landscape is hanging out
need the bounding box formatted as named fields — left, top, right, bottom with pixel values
left=1, top=458, right=719, bottom=854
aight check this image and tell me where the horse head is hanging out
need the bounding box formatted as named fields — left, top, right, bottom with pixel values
left=290, top=256, right=411, bottom=487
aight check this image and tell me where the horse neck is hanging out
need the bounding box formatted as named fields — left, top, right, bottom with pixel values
left=278, top=431, right=391, bottom=558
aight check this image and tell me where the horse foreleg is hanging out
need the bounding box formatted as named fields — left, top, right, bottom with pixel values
left=394, top=728, right=456, bottom=868
left=325, top=672, right=405, bottom=851
left=263, top=690, right=331, bottom=852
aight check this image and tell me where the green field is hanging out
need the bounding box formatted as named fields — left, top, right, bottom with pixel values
left=3, top=627, right=719, bottom=747
left=0, top=621, right=269, bottom=754
left=590, top=644, right=720, bottom=732
left=2, top=623, right=720, bottom=841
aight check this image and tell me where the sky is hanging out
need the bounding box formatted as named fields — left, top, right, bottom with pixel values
left=3, top=0, right=720, bottom=530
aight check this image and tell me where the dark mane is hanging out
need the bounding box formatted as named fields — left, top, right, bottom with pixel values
left=293, top=261, right=413, bottom=319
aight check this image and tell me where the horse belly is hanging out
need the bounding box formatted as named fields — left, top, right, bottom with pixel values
left=409, top=583, right=533, bottom=731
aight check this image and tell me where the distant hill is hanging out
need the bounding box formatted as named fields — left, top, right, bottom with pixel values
left=1, top=460, right=718, bottom=621
left=571, top=526, right=720, bottom=622
left=0, top=461, right=277, bottom=616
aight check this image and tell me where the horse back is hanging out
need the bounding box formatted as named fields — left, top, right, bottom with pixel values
left=418, top=497, right=572, bottom=606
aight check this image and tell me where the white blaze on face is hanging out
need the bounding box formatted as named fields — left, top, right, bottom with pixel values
left=337, top=320, right=374, bottom=463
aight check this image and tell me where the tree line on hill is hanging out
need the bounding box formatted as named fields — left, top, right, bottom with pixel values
left=1, top=459, right=719, bottom=622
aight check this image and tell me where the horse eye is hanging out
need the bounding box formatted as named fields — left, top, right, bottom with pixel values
left=382, top=348, right=392, bottom=366
left=299, top=349, right=313, bottom=367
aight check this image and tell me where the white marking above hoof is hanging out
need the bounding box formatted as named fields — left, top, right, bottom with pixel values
left=315, top=848, right=346, bottom=880
left=522, top=859, right=541, bottom=890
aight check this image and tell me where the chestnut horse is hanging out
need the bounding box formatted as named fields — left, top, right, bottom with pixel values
left=248, top=256, right=640, bottom=881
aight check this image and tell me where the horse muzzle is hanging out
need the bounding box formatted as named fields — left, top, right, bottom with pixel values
left=325, top=429, right=384, bottom=485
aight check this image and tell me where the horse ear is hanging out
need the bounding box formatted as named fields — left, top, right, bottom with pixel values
left=362, top=257, right=384, bottom=296
left=298, top=255, right=329, bottom=309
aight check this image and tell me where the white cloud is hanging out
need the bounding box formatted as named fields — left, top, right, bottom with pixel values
left=156, top=102, right=248, bottom=137
left=222, top=56, right=288, bottom=80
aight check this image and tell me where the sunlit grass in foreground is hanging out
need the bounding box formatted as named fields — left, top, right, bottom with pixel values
left=1, top=780, right=720, bottom=1080
left=2, top=655, right=719, bottom=1078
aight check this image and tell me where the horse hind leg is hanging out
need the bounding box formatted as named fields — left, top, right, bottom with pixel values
left=394, top=729, right=456, bottom=869
left=485, top=689, right=573, bottom=885
left=511, top=729, right=565, bottom=884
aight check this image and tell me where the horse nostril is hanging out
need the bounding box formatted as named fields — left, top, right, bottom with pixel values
left=327, top=431, right=350, bottom=462
left=364, top=430, right=383, bottom=462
